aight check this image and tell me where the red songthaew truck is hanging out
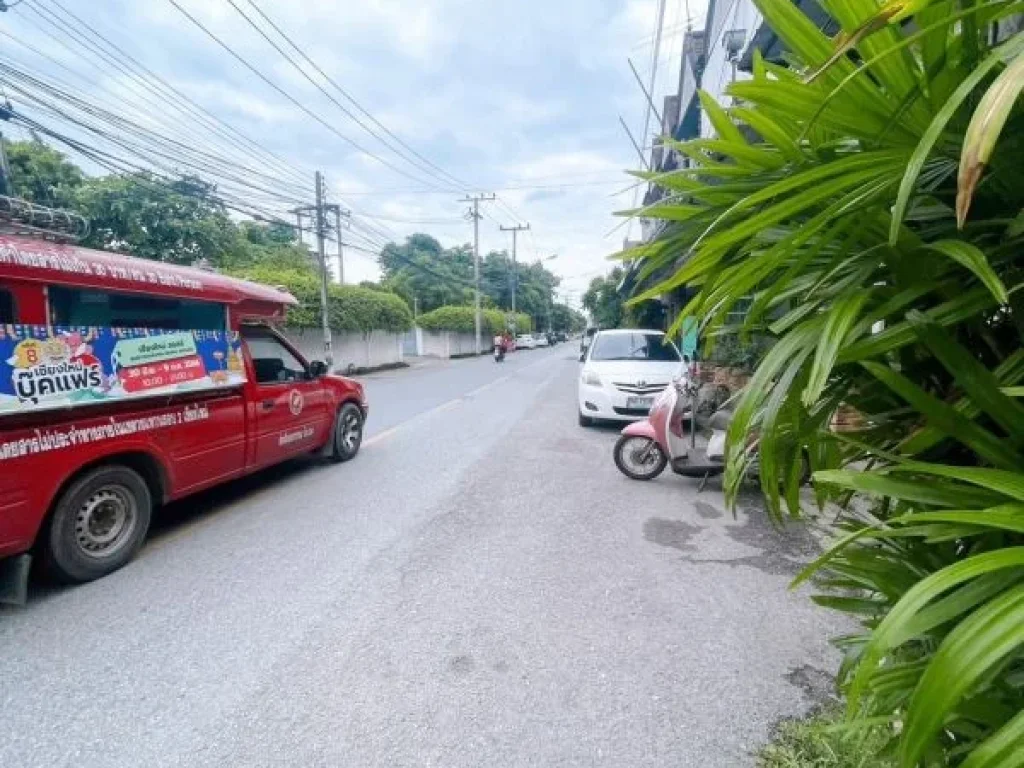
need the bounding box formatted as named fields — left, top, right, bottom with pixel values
left=0, top=233, right=367, bottom=603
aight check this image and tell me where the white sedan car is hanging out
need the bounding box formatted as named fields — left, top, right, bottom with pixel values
left=534, top=334, right=550, bottom=348
left=577, top=329, right=685, bottom=426
left=516, top=334, right=536, bottom=350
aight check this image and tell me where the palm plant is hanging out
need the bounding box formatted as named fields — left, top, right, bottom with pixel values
left=623, top=1, right=1024, bottom=764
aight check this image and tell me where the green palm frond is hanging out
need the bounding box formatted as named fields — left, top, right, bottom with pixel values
left=621, top=0, right=1024, bottom=763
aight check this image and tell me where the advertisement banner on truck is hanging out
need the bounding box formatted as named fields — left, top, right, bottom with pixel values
left=0, top=325, right=246, bottom=416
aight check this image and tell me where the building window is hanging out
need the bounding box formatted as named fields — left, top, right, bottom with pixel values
left=241, top=326, right=307, bottom=384
left=0, top=289, right=14, bottom=324
left=48, top=287, right=225, bottom=330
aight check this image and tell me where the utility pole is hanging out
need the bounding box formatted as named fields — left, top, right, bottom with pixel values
left=499, top=222, right=529, bottom=316
left=0, top=130, right=10, bottom=197
left=292, top=179, right=343, bottom=366
left=460, top=192, right=495, bottom=354
left=314, top=171, right=332, bottom=368
left=325, top=204, right=350, bottom=284
left=0, top=100, right=12, bottom=197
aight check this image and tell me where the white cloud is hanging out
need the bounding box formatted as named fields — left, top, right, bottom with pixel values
left=502, top=150, right=625, bottom=181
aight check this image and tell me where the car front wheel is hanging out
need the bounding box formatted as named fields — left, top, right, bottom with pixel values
left=330, top=403, right=364, bottom=462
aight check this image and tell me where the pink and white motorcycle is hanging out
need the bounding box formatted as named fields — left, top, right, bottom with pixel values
left=613, top=370, right=729, bottom=484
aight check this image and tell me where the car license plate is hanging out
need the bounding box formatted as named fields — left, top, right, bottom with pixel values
left=626, top=396, right=654, bottom=410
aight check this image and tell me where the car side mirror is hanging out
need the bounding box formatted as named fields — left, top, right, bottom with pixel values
left=578, top=352, right=586, bottom=363
left=308, top=360, right=328, bottom=378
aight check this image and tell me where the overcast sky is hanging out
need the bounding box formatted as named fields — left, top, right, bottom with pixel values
left=0, top=0, right=705, bottom=306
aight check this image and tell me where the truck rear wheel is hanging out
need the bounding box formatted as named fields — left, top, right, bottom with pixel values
left=44, top=465, right=152, bottom=584
left=330, top=403, right=364, bottom=463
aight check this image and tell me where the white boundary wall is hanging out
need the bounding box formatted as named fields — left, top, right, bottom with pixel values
left=283, top=327, right=404, bottom=372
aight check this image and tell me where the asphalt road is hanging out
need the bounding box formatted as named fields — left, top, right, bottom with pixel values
left=0, top=346, right=847, bottom=767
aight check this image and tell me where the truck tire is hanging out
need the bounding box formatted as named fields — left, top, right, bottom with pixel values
left=43, top=465, right=152, bottom=584
left=330, top=403, right=364, bottom=463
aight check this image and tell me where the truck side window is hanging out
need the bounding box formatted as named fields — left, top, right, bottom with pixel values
left=242, top=327, right=308, bottom=384
left=49, top=287, right=225, bottom=330
left=0, top=289, right=13, bottom=323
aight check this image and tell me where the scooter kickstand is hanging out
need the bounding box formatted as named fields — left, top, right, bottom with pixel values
left=698, top=472, right=709, bottom=493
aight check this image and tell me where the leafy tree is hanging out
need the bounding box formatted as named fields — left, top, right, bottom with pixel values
left=626, top=1, right=1024, bottom=764
left=237, top=219, right=296, bottom=248
left=4, top=140, right=84, bottom=208
left=511, top=258, right=560, bottom=330
left=624, top=297, right=666, bottom=330
left=416, top=305, right=531, bottom=334
left=582, top=268, right=625, bottom=328
left=230, top=220, right=313, bottom=272
left=75, top=172, right=240, bottom=265
left=583, top=268, right=666, bottom=330
left=550, top=303, right=587, bottom=333
left=380, top=234, right=561, bottom=325
left=379, top=234, right=474, bottom=311
left=229, top=265, right=412, bottom=333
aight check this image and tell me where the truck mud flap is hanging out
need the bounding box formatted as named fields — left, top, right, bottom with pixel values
left=0, top=554, right=31, bottom=606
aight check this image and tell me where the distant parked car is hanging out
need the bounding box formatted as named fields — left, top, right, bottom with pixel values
left=516, top=334, right=536, bottom=350
left=535, top=334, right=550, bottom=348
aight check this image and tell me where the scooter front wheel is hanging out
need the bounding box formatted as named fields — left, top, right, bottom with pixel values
left=614, top=435, right=668, bottom=481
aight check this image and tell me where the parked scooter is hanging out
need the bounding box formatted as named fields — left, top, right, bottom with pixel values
left=613, top=372, right=728, bottom=487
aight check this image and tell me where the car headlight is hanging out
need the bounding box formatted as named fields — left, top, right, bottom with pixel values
left=583, top=370, right=602, bottom=387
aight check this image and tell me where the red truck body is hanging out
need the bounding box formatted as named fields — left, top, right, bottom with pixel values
left=0, top=234, right=365, bottom=592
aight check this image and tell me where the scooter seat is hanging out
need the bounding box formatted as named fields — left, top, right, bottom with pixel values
left=708, top=409, right=733, bottom=431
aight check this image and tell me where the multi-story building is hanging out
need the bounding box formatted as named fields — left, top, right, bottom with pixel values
left=628, top=1, right=835, bottom=347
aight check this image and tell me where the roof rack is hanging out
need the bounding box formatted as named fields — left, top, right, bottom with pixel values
left=0, top=195, right=89, bottom=242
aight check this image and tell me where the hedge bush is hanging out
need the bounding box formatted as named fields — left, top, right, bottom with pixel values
left=231, top=267, right=413, bottom=333
left=418, top=305, right=531, bottom=334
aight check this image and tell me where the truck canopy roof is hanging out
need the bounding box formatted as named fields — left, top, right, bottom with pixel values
left=0, top=235, right=297, bottom=309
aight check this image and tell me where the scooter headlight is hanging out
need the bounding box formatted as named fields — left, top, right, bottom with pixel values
left=583, top=370, right=602, bottom=387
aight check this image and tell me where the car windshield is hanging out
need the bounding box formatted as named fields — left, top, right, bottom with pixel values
left=590, top=332, right=680, bottom=362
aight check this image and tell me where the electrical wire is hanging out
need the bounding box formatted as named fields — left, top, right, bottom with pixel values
left=0, top=58, right=312, bottom=204
left=5, top=106, right=299, bottom=230
left=33, top=0, right=309, bottom=186
left=164, top=0, right=459, bottom=192
left=1, top=69, right=457, bottom=285
left=233, top=0, right=475, bottom=193
left=25, top=0, right=311, bottom=189
left=493, top=195, right=527, bottom=226
left=0, top=65, right=313, bottom=213
left=332, top=179, right=628, bottom=196
left=5, top=3, right=514, bottom=292
left=2, top=24, right=438, bottom=240
left=352, top=212, right=467, bottom=225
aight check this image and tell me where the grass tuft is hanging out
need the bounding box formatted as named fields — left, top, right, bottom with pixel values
left=757, top=707, right=895, bottom=768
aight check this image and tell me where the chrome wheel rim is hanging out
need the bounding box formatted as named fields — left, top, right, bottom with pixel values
left=340, top=411, right=362, bottom=452
left=75, top=486, right=136, bottom=558
left=619, top=437, right=662, bottom=476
